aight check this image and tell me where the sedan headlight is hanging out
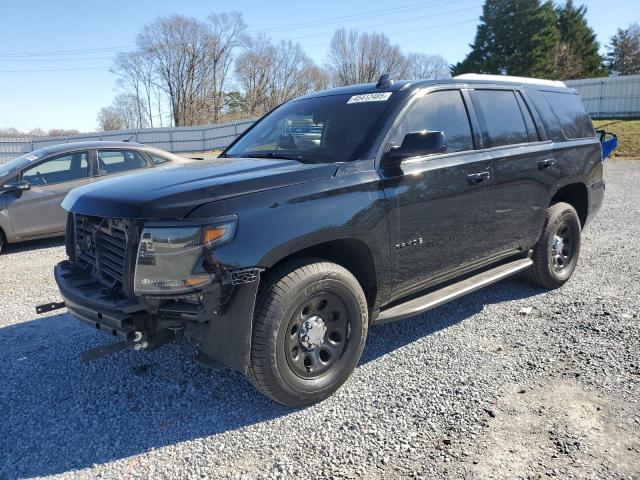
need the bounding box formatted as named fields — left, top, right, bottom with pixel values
left=134, top=217, right=237, bottom=294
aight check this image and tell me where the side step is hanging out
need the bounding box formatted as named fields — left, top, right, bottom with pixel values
left=375, top=257, right=533, bottom=324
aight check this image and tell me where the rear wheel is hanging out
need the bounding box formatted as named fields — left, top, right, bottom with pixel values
left=526, top=202, right=581, bottom=289
left=0, top=229, right=5, bottom=255
left=248, top=259, right=368, bottom=406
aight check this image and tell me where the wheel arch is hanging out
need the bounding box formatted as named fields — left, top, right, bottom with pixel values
left=262, top=238, right=380, bottom=318
left=550, top=182, right=588, bottom=227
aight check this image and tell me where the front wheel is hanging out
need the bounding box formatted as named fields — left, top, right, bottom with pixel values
left=248, top=259, right=368, bottom=406
left=526, top=202, right=581, bottom=289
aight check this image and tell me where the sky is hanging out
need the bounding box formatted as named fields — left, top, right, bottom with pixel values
left=0, top=0, right=638, bottom=133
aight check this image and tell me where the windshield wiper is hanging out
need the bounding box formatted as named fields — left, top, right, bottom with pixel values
left=240, top=151, right=317, bottom=163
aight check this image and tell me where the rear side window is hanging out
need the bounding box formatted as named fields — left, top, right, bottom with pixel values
left=97, top=150, right=148, bottom=175
left=540, top=91, right=594, bottom=139
left=391, top=89, right=474, bottom=154
left=471, top=90, right=530, bottom=148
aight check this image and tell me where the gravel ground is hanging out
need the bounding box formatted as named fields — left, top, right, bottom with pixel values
left=1, top=159, right=639, bottom=480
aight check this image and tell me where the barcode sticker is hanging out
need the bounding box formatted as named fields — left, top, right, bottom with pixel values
left=347, top=92, right=392, bottom=104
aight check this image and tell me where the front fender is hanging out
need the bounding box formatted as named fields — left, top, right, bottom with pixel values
left=0, top=194, right=15, bottom=243
left=187, top=163, right=392, bottom=302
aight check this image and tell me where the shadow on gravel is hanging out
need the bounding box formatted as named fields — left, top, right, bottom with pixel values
left=0, top=277, right=544, bottom=478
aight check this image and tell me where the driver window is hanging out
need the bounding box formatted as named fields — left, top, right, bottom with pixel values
left=22, top=152, right=89, bottom=186
left=391, top=90, right=474, bottom=154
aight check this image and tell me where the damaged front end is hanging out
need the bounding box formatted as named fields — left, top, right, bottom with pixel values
left=47, top=213, right=263, bottom=371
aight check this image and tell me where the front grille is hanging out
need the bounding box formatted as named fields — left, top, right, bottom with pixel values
left=75, top=215, right=133, bottom=288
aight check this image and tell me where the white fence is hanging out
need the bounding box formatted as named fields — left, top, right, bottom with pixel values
left=0, top=118, right=256, bottom=163
left=565, top=74, right=640, bottom=118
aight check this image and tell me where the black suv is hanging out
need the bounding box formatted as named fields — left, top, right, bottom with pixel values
left=51, top=74, right=604, bottom=406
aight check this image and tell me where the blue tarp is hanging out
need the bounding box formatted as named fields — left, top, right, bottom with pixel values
left=596, top=130, right=618, bottom=160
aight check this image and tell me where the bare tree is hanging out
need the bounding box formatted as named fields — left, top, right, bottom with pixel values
left=47, top=128, right=81, bottom=137
left=97, top=106, right=125, bottom=131
left=207, top=12, right=248, bottom=121
left=235, top=35, right=275, bottom=116
left=112, top=51, right=159, bottom=127
left=236, top=37, right=327, bottom=116
left=404, top=53, right=451, bottom=80
left=136, top=15, right=210, bottom=126
left=98, top=94, right=148, bottom=130
left=327, top=29, right=407, bottom=86
left=28, top=127, right=47, bottom=137
left=134, top=13, right=246, bottom=126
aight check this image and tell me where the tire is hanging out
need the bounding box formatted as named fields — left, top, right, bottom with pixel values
left=248, top=259, right=368, bottom=407
left=0, top=229, right=5, bottom=255
left=526, top=202, right=581, bottom=289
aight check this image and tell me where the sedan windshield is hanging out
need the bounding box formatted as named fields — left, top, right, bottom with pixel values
left=0, top=149, right=47, bottom=179
left=225, top=93, right=398, bottom=163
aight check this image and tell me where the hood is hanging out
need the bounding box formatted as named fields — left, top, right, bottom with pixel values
left=62, top=157, right=338, bottom=219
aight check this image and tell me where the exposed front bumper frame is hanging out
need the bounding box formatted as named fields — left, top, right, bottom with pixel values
left=54, top=261, right=261, bottom=372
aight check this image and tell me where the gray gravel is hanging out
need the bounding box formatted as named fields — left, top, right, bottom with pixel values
left=1, top=159, right=639, bottom=480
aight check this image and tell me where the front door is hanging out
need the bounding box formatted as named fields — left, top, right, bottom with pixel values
left=381, top=89, right=496, bottom=302
left=7, top=151, right=91, bottom=238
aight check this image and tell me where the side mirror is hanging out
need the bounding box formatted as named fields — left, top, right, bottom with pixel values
left=383, top=130, right=446, bottom=168
left=2, top=180, right=30, bottom=195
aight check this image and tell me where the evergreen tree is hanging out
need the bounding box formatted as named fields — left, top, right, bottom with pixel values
left=451, top=0, right=559, bottom=79
left=606, top=23, right=640, bottom=76
left=555, top=0, right=605, bottom=79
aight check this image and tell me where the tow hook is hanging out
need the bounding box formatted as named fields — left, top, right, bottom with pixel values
left=35, top=301, right=66, bottom=314
left=80, top=339, right=136, bottom=363
left=80, top=330, right=147, bottom=362
left=78, top=328, right=179, bottom=363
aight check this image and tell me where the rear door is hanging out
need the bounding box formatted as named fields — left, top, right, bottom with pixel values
left=469, top=88, right=554, bottom=252
left=381, top=88, right=496, bottom=302
left=6, top=151, right=91, bottom=238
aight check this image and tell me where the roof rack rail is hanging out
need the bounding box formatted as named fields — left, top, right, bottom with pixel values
left=453, top=73, right=566, bottom=88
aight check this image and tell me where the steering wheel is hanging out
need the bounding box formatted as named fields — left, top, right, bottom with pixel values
left=33, top=171, right=47, bottom=185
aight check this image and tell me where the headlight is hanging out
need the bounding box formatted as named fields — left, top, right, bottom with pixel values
left=133, top=217, right=237, bottom=294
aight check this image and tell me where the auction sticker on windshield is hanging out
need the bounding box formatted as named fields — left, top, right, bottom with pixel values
left=347, top=92, right=392, bottom=104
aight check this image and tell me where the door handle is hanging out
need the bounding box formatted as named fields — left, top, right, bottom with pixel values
left=537, top=159, right=555, bottom=169
left=467, top=171, right=490, bottom=185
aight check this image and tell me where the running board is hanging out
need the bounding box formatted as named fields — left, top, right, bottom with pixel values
left=375, top=257, right=533, bottom=324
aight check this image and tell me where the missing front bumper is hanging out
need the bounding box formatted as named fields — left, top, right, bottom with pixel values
left=52, top=260, right=262, bottom=372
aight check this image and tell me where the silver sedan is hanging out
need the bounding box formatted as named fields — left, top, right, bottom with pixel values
left=0, top=141, right=193, bottom=253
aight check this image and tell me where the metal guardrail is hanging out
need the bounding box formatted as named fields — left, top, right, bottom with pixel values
left=0, top=118, right=257, bottom=163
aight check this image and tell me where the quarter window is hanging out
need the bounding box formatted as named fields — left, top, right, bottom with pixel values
left=148, top=153, right=171, bottom=165
left=472, top=90, right=530, bottom=148
left=540, top=91, right=594, bottom=139
left=392, top=90, right=474, bottom=154
left=97, top=150, right=148, bottom=175
left=22, top=152, right=89, bottom=185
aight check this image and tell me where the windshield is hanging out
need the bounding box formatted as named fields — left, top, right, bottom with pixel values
left=225, top=93, right=398, bottom=163
left=0, top=149, right=47, bottom=179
